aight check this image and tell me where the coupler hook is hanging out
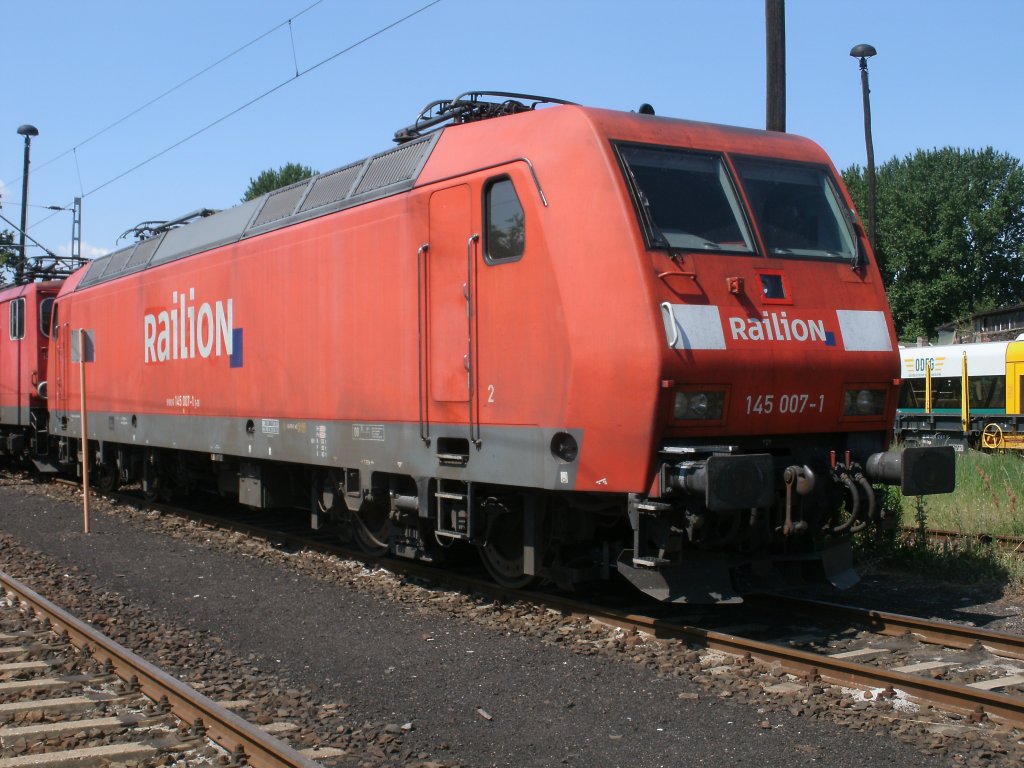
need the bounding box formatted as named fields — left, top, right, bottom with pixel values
left=782, top=465, right=814, bottom=536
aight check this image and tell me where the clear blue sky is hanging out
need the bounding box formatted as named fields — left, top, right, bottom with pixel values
left=3, top=0, right=1023, bottom=261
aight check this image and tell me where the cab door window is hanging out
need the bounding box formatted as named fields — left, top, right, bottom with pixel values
left=40, top=297, right=54, bottom=338
left=484, top=178, right=525, bottom=263
left=9, top=298, right=25, bottom=340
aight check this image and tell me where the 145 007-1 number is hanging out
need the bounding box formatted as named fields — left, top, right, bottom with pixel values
left=745, top=393, right=824, bottom=415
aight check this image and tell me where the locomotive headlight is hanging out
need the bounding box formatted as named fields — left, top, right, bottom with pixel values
left=674, top=390, right=725, bottom=420
left=843, top=388, right=886, bottom=416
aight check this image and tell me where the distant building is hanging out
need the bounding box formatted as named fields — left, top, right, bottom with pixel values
left=935, top=304, right=1024, bottom=345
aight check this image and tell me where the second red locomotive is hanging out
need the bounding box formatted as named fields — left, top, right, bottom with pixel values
left=13, top=93, right=955, bottom=602
left=0, top=280, right=60, bottom=459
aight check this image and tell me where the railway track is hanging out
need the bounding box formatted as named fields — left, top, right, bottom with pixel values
left=484, top=590, right=1024, bottom=727
left=25, top=476, right=1024, bottom=748
left=0, top=568, right=323, bottom=768
left=723, top=593, right=1024, bottom=725
left=905, top=526, right=1024, bottom=555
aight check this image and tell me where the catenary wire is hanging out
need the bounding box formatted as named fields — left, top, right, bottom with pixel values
left=82, top=0, right=442, bottom=199
left=22, top=0, right=443, bottom=236
left=8, top=0, right=327, bottom=188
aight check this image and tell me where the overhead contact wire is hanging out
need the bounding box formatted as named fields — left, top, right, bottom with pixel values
left=83, top=0, right=442, bottom=198
left=10, top=0, right=326, bottom=186
left=26, top=0, right=444, bottom=231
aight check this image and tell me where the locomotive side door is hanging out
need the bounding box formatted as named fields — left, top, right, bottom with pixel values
left=1010, top=362, right=1024, bottom=415
left=1006, top=341, right=1024, bottom=416
left=427, top=185, right=474, bottom=430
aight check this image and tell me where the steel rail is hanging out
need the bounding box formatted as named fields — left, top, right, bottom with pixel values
left=521, top=592, right=1024, bottom=725
left=0, top=570, right=322, bottom=768
left=750, top=593, right=1024, bottom=659
left=672, top=622, right=1024, bottom=724
left=907, top=526, right=1024, bottom=555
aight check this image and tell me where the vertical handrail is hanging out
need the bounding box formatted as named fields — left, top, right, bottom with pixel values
left=466, top=233, right=481, bottom=447
left=660, top=302, right=680, bottom=349
left=53, top=323, right=60, bottom=406
left=62, top=321, right=72, bottom=422
left=56, top=321, right=69, bottom=415
left=416, top=243, right=430, bottom=444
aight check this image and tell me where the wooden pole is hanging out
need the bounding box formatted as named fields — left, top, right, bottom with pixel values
left=765, top=0, right=786, bottom=132
left=78, top=329, right=91, bottom=534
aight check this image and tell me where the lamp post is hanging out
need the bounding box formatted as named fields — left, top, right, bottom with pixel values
left=15, top=124, right=39, bottom=285
left=850, top=44, right=877, bottom=252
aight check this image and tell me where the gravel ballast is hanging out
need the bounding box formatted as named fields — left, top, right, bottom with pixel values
left=0, top=476, right=1010, bottom=766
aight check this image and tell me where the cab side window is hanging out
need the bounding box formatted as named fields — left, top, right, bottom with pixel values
left=485, top=178, right=525, bottom=263
left=9, top=298, right=25, bottom=340
left=40, top=297, right=54, bottom=338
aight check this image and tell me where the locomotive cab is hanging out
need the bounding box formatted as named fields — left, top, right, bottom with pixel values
left=605, top=115, right=954, bottom=601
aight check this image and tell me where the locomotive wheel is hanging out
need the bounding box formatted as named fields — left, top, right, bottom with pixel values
left=142, top=476, right=163, bottom=503
left=480, top=510, right=539, bottom=589
left=352, top=499, right=391, bottom=556
left=142, top=450, right=168, bottom=503
left=142, top=468, right=168, bottom=503
left=95, top=462, right=120, bottom=493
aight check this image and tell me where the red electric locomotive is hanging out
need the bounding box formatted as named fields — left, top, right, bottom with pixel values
left=0, top=280, right=61, bottom=460
left=43, top=93, right=953, bottom=602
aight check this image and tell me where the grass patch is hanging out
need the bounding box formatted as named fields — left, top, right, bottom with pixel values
left=902, top=449, right=1024, bottom=537
left=855, top=458, right=1024, bottom=593
left=856, top=524, right=1023, bottom=591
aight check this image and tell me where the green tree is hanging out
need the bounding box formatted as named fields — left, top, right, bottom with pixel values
left=843, top=148, right=1024, bottom=341
left=242, top=162, right=318, bottom=202
left=0, top=229, right=17, bottom=287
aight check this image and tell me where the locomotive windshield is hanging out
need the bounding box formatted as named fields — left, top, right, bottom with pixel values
left=733, top=157, right=857, bottom=261
left=616, top=145, right=754, bottom=253
left=617, top=143, right=860, bottom=262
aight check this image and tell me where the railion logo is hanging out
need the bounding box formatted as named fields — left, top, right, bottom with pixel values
left=728, top=311, right=836, bottom=346
left=144, top=288, right=243, bottom=366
